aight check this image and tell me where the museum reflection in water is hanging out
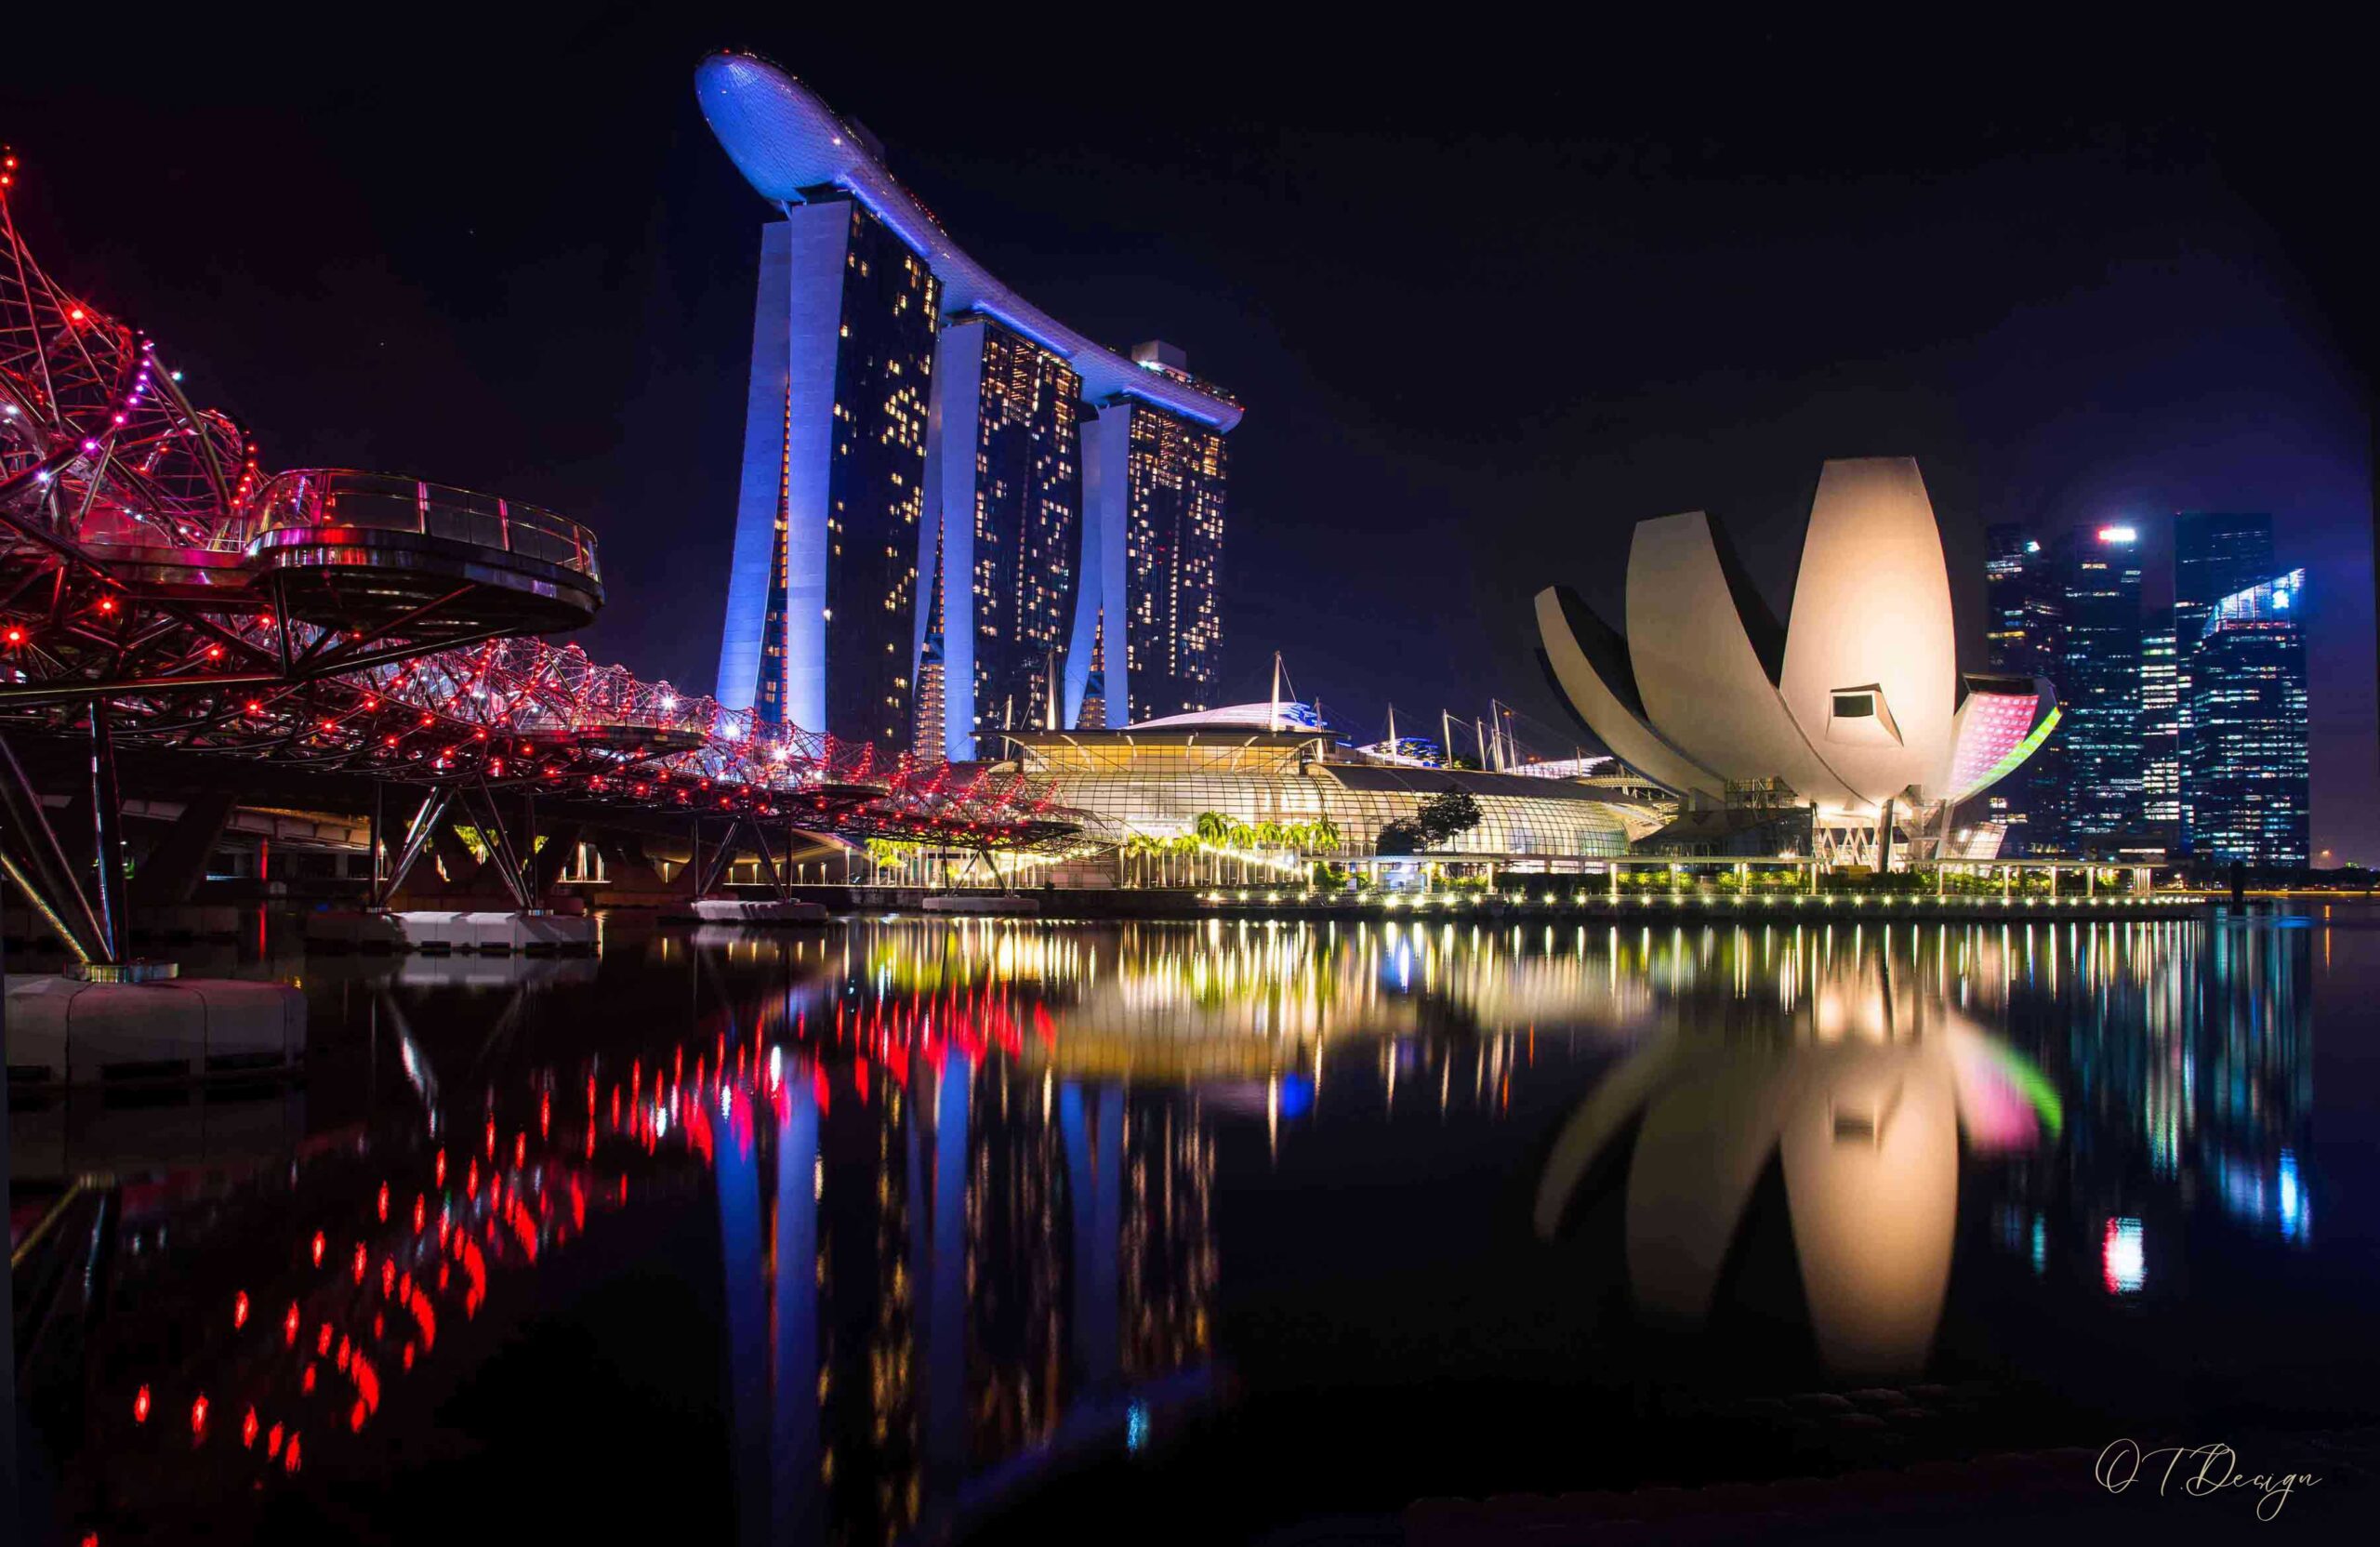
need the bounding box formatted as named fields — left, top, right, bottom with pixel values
left=47, top=912, right=2318, bottom=1543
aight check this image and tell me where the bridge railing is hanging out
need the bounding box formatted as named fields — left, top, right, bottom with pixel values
left=246, top=469, right=602, bottom=582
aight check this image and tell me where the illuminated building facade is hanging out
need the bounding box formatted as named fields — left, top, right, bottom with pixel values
left=2055, top=524, right=2145, bottom=854
left=1076, top=607, right=1110, bottom=730
left=2140, top=606, right=2179, bottom=845
left=2174, top=511, right=2277, bottom=643
left=1534, top=460, right=2057, bottom=867
left=698, top=52, right=1241, bottom=759
left=1982, top=523, right=2063, bottom=852
left=715, top=197, right=936, bottom=748
left=1069, top=344, right=1232, bottom=727
left=2185, top=570, right=2309, bottom=866
left=912, top=513, right=949, bottom=759
left=1000, top=728, right=1666, bottom=862
left=924, top=316, right=1082, bottom=758
left=2171, top=512, right=2276, bottom=853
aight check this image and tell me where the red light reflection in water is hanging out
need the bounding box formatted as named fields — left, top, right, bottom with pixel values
left=95, top=1001, right=1051, bottom=1528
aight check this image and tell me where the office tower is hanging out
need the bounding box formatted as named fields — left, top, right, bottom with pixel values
left=924, top=315, right=1081, bottom=759
left=2174, top=512, right=2277, bottom=640
left=699, top=52, right=1241, bottom=757
left=2172, top=512, right=2276, bottom=851
left=2186, top=569, right=2309, bottom=866
left=2056, top=524, right=2144, bottom=853
left=2140, top=606, right=2179, bottom=849
left=715, top=198, right=936, bottom=749
left=1070, top=345, right=1230, bottom=727
left=1982, top=523, right=2062, bottom=851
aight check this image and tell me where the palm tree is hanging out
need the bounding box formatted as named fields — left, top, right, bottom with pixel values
left=1311, top=816, right=1342, bottom=855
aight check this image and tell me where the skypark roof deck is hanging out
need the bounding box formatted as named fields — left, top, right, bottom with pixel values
left=696, top=50, right=1244, bottom=432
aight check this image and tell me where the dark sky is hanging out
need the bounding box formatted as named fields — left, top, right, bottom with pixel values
left=6, top=14, right=2373, bottom=858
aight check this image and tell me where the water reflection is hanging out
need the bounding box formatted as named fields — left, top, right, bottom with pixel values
left=1532, top=949, right=2053, bottom=1375
left=30, top=911, right=2334, bottom=1545
left=1536, top=918, right=2312, bottom=1380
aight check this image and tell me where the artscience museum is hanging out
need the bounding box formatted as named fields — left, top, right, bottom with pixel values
left=1536, top=458, right=2057, bottom=866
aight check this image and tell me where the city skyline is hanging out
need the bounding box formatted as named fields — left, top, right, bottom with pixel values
left=8, top=24, right=2380, bottom=1547
left=1984, top=509, right=2310, bottom=866
left=5, top=20, right=2368, bottom=857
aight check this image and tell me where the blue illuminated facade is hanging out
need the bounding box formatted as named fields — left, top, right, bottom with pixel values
left=699, top=51, right=1241, bottom=754
left=2185, top=569, right=2308, bottom=866
left=922, top=316, right=1082, bottom=760
left=716, top=201, right=936, bottom=747
left=2056, top=525, right=2145, bottom=853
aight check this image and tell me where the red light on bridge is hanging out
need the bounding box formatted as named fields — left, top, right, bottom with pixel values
left=133, top=1385, right=151, bottom=1423
left=3, top=628, right=25, bottom=647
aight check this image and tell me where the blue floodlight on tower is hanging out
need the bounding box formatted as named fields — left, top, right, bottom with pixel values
left=695, top=51, right=1243, bottom=752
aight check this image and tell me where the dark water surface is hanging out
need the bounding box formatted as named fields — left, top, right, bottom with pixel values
left=14, top=906, right=2380, bottom=1541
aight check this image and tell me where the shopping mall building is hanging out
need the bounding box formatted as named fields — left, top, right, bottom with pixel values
left=932, top=705, right=1673, bottom=887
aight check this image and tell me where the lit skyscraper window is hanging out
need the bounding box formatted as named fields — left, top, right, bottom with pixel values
left=2186, top=569, right=2309, bottom=866
left=1981, top=523, right=2062, bottom=852
left=924, top=316, right=1081, bottom=757
left=2056, top=525, right=2144, bottom=854
left=1080, top=395, right=1229, bottom=725
left=716, top=197, right=936, bottom=753
left=2141, top=606, right=2179, bottom=847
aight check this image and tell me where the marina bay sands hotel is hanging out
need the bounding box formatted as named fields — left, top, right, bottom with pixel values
left=696, top=51, right=1244, bottom=759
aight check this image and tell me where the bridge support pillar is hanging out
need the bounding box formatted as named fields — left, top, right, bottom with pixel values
left=128, top=790, right=237, bottom=906
left=86, top=705, right=129, bottom=962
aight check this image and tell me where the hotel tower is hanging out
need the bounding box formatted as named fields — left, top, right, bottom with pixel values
left=697, top=51, right=1243, bottom=758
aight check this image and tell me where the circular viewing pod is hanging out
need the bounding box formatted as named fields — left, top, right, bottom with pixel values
left=245, top=469, right=602, bottom=640
left=564, top=723, right=714, bottom=759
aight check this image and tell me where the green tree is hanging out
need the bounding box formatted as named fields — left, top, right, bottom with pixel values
left=1416, top=787, right=1484, bottom=846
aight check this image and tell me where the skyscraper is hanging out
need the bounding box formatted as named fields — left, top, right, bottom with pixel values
left=2172, top=512, right=2276, bottom=852
left=698, top=52, right=1242, bottom=758
left=1070, top=352, right=1231, bottom=728
left=2186, top=570, right=2309, bottom=866
left=2174, top=512, right=2276, bottom=641
left=2056, top=524, right=2145, bottom=853
left=715, top=200, right=937, bottom=749
left=924, top=315, right=1081, bottom=759
left=2140, top=606, right=2179, bottom=848
left=1982, top=523, right=2062, bottom=851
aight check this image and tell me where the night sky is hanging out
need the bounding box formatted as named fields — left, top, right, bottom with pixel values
left=6, top=15, right=2372, bottom=858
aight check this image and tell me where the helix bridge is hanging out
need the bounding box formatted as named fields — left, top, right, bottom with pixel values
left=0, top=153, right=1080, bottom=965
